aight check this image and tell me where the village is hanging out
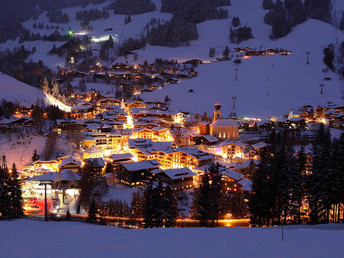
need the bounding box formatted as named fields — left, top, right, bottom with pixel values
left=2, top=81, right=344, bottom=219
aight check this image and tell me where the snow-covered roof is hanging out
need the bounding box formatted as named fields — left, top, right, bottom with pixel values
left=54, top=169, right=81, bottom=183
left=238, top=178, right=252, bottom=192
left=219, top=140, right=246, bottom=148
left=26, top=172, right=59, bottom=181
left=85, top=157, right=105, bottom=167
left=162, top=167, right=196, bottom=180
left=202, top=135, right=218, bottom=142
left=59, top=156, right=82, bottom=167
left=252, top=142, right=268, bottom=149
left=210, top=119, right=238, bottom=127
left=122, top=160, right=160, bottom=171
left=84, top=146, right=102, bottom=154
left=111, top=153, right=133, bottom=161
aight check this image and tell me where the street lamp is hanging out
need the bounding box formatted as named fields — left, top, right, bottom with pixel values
left=39, top=180, right=51, bottom=221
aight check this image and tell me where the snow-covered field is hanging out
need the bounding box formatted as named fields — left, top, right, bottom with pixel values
left=1, top=219, right=344, bottom=257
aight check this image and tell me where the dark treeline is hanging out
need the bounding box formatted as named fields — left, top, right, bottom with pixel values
left=250, top=125, right=344, bottom=227
left=230, top=26, right=254, bottom=44
left=49, top=36, right=92, bottom=64
left=36, top=0, right=106, bottom=11
left=264, top=0, right=330, bottom=39
left=76, top=8, right=109, bottom=24
left=46, top=10, right=69, bottom=24
left=0, top=46, right=52, bottom=88
left=118, top=37, right=146, bottom=56
left=145, top=17, right=198, bottom=47
left=107, top=0, right=156, bottom=15
left=161, top=0, right=229, bottom=24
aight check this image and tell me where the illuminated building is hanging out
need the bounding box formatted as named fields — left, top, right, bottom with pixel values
left=209, top=101, right=239, bottom=140
left=219, top=140, right=246, bottom=159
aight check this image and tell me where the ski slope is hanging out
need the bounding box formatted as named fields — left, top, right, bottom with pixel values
left=1, top=0, right=344, bottom=117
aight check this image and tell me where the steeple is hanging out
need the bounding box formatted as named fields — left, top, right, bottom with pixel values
left=213, top=99, right=222, bottom=121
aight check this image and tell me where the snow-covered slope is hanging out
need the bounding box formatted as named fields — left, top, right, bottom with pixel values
left=1, top=0, right=344, bottom=117
left=0, top=74, right=45, bottom=104
left=2, top=219, right=344, bottom=257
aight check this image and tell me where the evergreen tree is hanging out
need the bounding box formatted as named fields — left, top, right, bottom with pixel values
left=0, top=156, right=10, bottom=219
left=87, top=199, right=98, bottom=223
left=162, top=183, right=178, bottom=227
left=223, top=46, right=230, bottom=57
left=308, top=124, right=332, bottom=224
left=230, top=191, right=248, bottom=219
left=339, top=12, right=344, bottom=31
left=130, top=190, right=143, bottom=218
left=262, top=0, right=274, bottom=9
left=191, top=164, right=223, bottom=227
left=231, top=16, right=240, bottom=27
left=32, top=149, right=39, bottom=162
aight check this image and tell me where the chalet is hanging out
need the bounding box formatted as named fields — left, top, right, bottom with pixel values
left=117, top=159, right=161, bottom=187
left=219, top=140, right=246, bottom=159
left=85, top=157, right=106, bottom=173
left=32, top=160, right=59, bottom=172
left=193, top=135, right=218, bottom=146
left=70, top=105, right=94, bottom=119
left=111, top=153, right=134, bottom=165
left=98, top=98, right=121, bottom=109
left=83, top=146, right=103, bottom=159
left=55, top=119, right=83, bottom=134
left=157, top=167, right=196, bottom=191
left=58, top=156, right=82, bottom=172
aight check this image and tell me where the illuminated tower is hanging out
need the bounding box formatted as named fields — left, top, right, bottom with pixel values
left=213, top=99, right=222, bottom=121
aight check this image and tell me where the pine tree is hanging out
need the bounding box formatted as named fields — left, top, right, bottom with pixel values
left=40, top=77, right=50, bottom=94
left=223, top=46, right=230, bottom=57
left=308, top=124, right=332, bottom=224
left=191, top=164, right=223, bottom=227
left=7, top=163, right=23, bottom=219
left=230, top=191, right=248, bottom=218
left=162, top=183, right=178, bottom=227
left=87, top=199, right=98, bottom=223
left=0, top=156, right=10, bottom=219
left=130, top=191, right=143, bottom=218
left=32, top=149, right=39, bottom=162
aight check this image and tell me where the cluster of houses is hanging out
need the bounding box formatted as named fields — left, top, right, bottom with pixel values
left=13, top=87, right=344, bottom=215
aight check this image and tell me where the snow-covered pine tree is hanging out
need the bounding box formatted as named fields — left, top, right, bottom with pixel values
left=40, top=77, right=50, bottom=94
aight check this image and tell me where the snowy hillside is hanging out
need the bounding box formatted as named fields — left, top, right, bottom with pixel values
left=1, top=0, right=344, bottom=117
left=0, top=74, right=45, bottom=104
left=2, top=219, right=344, bottom=257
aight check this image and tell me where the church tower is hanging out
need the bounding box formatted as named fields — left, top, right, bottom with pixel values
left=213, top=100, right=222, bottom=121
